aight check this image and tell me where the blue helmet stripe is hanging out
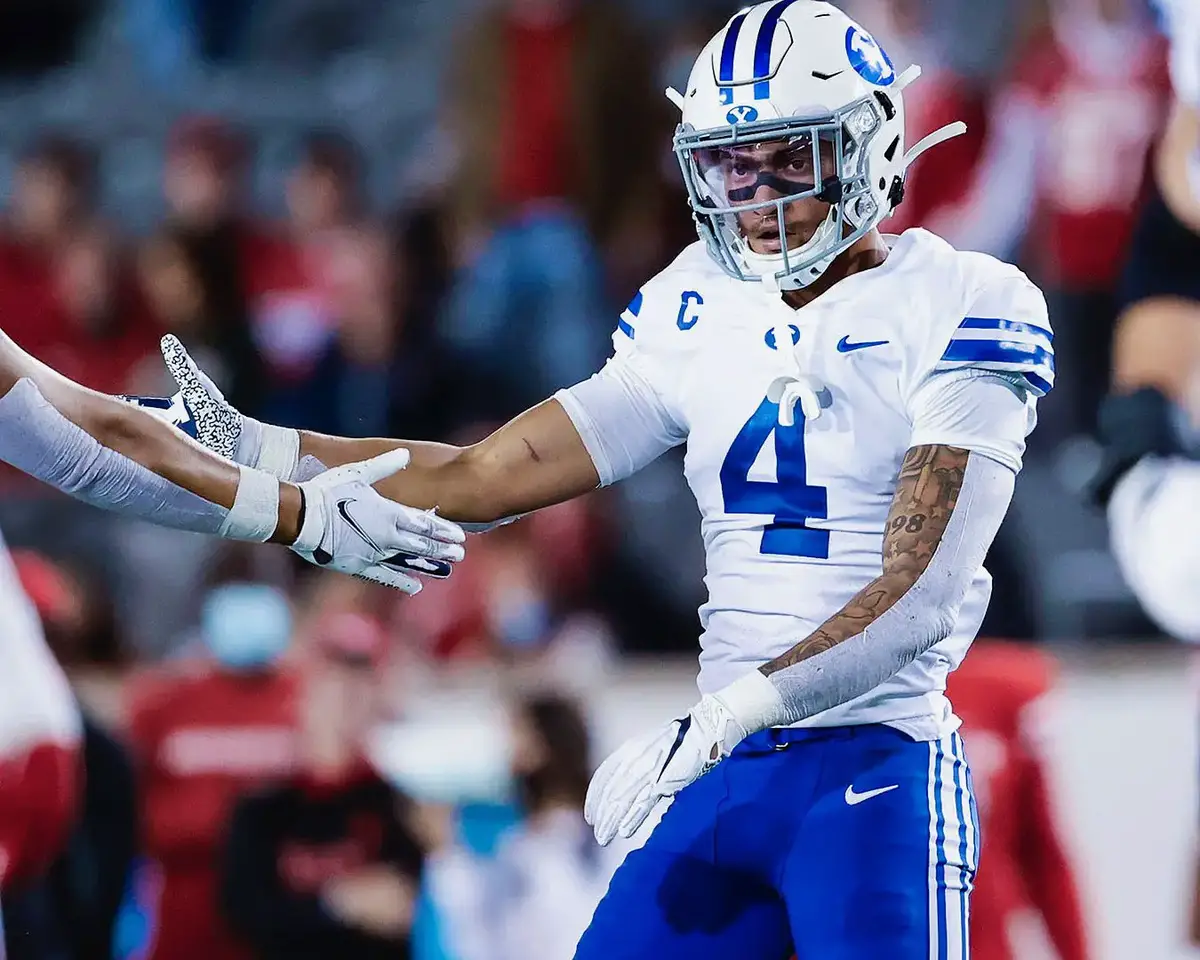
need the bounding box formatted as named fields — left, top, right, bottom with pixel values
left=753, top=0, right=802, bottom=98
left=719, top=10, right=749, bottom=83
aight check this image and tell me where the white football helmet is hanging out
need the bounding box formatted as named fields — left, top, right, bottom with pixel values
left=669, top=0, right=965, bottom=291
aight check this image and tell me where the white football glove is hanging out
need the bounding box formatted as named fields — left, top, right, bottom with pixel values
left=125, top=335, right=459, bottom=585
left=583, top=671, right=786, bottom=846
left=158, top=334, right=300, bottom=478
left=292, top=446, right=465, bottom=593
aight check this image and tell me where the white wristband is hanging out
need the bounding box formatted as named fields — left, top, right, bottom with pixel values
left=713, top=669, right=788, bottom=736
left=218, top=465, right=280, bottom=542
left=257, top=423, right=301, bottom=480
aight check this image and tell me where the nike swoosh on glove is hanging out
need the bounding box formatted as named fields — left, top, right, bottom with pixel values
left=583, top=671, right=786, bottom=845
left=292, top=447, right=465, bottom=592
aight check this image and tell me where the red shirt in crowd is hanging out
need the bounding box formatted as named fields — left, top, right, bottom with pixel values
left=887, top=68, right=990, bottom=234
left=1013, top=26, right=1168, bottom=288
left=126, top=661, right=300, bottom=960
left=0, top=237, right=159, bottom=394
left=240, top=231, right=338, bottom=384
left=948, top=641, right=1089, bottom=960
left=497, top=13, right=575, bottom=209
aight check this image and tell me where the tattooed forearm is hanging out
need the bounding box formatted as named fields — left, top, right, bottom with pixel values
left=759, top=444, right=970, bottom=677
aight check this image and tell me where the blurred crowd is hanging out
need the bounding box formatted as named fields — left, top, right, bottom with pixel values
left=0, top=0, right=1182, bottom=956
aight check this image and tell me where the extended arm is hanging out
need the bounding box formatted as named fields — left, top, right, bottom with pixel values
left=297, top=398, right=601, bottom=524
left=0, top=328, right=288, bottom=533
left=0, top=331, right=462, bottom=590
left=155, top=333, right=683, bottom=527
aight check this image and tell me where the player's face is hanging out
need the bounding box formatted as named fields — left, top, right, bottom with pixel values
left=698, top=134, right=837, bottom=255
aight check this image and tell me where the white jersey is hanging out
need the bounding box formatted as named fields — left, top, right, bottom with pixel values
left=1156, top=0, right=1200, bottom=105
left=0, top=529, right=81, bottom=755
left=559, top=229, right=1050, bottom=740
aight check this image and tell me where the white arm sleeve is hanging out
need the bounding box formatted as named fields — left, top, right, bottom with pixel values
left=1109, top=457, right=1200, bottom=642
left=908, top=369, right=1037, bottom=473
left=554, top=355, right=686, bottom=487
left=762, top=452, right=1015, bottom=723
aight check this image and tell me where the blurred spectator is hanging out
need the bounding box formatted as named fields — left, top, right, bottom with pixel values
left=948, top=640, right=1089, bottom=960
left=851, top=0, right=991, bottom=236
left=0, top=547, right=131, bottom=960
left=0, top=135, right=158, bottom=394
left=6, top=712, right=138, bottom=960
left=124, top=584, right=298, bottom=960
left=0, top=549, right=83, bottom=896
left=427, top=693, right=619, bottom=960
left=155, top=117, right=268, bottom=416
left=231, top=129, right=400, bottom=436
left=392, top=498, right=615, bottom=689
left=942, top=0, right=1169, bottom=448
left=440, top=0, right=663, bottom=417
left=222, top=613, right=425, bottom=960
left=246, top=131, right=397, bottom=437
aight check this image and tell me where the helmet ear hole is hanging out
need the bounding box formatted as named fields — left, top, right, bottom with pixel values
left=887, top=176, right=905, bottom=210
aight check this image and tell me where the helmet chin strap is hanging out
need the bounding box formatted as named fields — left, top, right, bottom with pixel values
left=742, top=206, right=841, bottom=292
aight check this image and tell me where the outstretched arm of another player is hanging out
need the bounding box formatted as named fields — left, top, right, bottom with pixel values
left=586, top=443, right=1015, bottom=845
left=0, top=331, right=463, bottom=591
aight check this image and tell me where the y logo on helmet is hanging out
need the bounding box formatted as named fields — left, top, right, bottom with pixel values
left=845, top=27, right=895, bottom=86
left=726, top=104, right=759, bottom=124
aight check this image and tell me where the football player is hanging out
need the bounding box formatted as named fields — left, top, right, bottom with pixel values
left=1093, top=5, right=1200, bottom=948
left=141, top=3, right=1053, bottom=955
left=1092, top=0, right=1200, bottom=642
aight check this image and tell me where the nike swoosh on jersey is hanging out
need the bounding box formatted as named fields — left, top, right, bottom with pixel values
left=836, top=336, right=890, bottom=353
left=844, top=783, right=900, bottom=805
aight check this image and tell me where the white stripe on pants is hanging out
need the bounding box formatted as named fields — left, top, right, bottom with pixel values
left=927, top=732, right=979, bottom=959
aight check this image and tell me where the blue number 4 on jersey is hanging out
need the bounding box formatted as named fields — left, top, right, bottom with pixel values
left=720, top=395, right=829, bottom=559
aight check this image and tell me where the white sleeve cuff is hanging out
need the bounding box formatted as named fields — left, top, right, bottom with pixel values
left=554, top=356, right=685, bottom=487
left=908, top=370, right=1033, bottom=473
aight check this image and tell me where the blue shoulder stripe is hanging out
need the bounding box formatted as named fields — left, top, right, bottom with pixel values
left=940, top=339, right=1055, bottom=370
left=1025, top=371, right=1053, bottom=396
left=958, top=316, right=1053, bottom=347
left=617, top=290, right=643, bottom=340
